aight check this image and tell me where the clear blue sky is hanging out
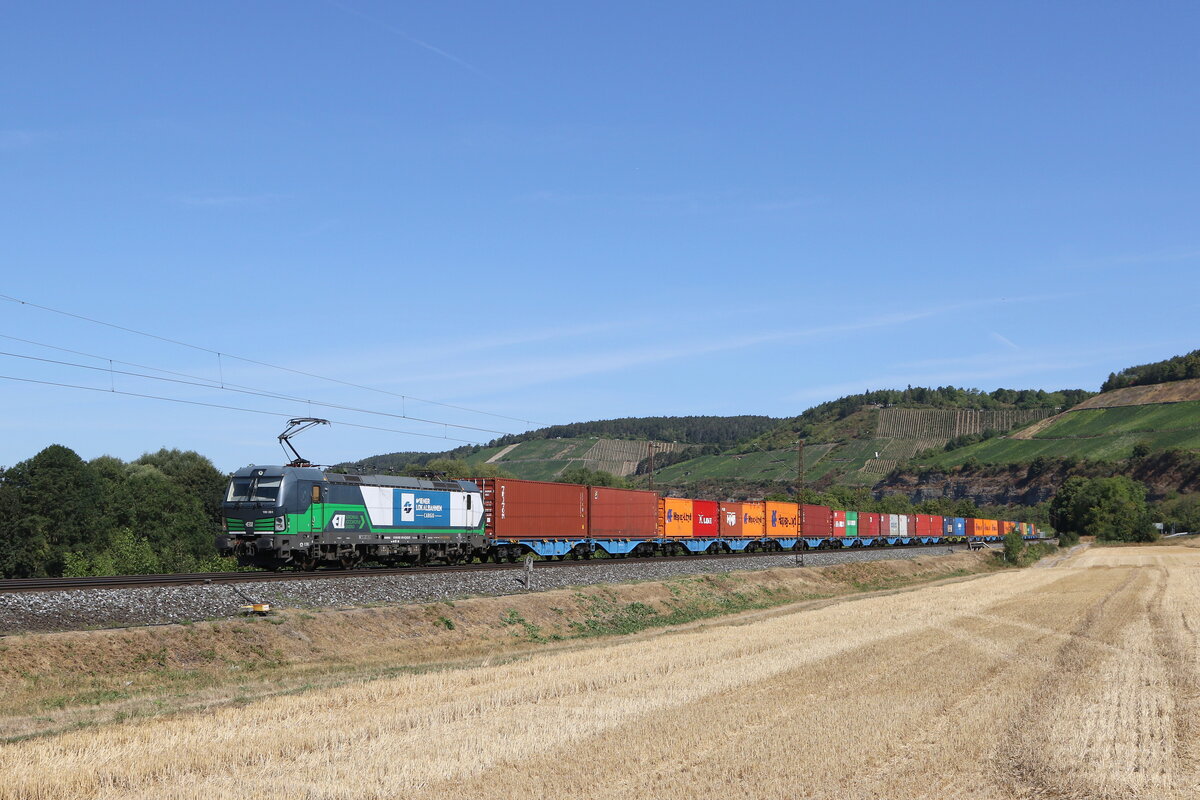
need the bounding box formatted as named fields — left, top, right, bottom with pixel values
left=2, top=1, right=1197, bottom=472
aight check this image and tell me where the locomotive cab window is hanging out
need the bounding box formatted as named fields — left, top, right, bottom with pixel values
left=311, top=485, right=323, bottom=504
left=226, top=475, right=283, bottom=503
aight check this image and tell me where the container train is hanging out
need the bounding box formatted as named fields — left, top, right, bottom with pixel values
left=216, top=465, right=1042, bottom=570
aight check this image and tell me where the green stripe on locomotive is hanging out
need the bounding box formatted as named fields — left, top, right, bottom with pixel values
left=288, top=502, right=486, bottom=537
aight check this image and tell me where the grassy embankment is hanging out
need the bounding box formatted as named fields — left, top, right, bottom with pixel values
left=0, top=553, right=1001, bottom=742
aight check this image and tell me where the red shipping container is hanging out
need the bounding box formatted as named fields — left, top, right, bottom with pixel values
left=858, top=512, right=882, bottom=538
left=914, top=514, right=943, bottom=537
left=693, top=500, right=719, bottom=537
left=831, top=509, right=847, bottom=538
left=477, top=478, right=586, bottom=539
left=588, top=486, right=658, bottom=539
left=719, top=502, right=745, bottom=537
left=801, top=505, right=833, bottom=538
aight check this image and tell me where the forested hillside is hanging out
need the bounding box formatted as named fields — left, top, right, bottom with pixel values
left=1101, top=349, right=1200, bottom=392
left=489, top=416, right=782, bottom=447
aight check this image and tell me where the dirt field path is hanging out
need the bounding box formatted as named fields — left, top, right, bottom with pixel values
left=4, top=547, right=1199, bottom=799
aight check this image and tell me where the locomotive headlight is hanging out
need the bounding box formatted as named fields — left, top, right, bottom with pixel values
left=275, top=516, right=287, bottom=532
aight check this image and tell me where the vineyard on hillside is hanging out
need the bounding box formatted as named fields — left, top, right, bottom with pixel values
left=875, top=408, right=1053, bottom=439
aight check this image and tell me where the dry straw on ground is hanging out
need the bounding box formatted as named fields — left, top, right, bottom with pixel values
left=3, top=546, right=1199, bottom=799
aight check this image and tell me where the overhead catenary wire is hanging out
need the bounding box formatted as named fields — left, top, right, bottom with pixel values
left=0, top=374, right=481, bottom=444
left=0, top=347, right=513, bottom=436
left=0, top=293, right=546, bottom=427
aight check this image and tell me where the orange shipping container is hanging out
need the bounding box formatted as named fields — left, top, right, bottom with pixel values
left=765, top=501, right=799, bottom=537
left=740, top=501, right=767, bottom=537
left=659, top=498, right=694, bottom=538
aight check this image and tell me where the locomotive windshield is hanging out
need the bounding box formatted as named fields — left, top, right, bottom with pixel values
left=226, top=475, right=283, bottom=503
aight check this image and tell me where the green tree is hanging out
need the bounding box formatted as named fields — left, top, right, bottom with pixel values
left=1003, top=529, right=1025, bottom=563
left=103, top=464, right=213, bottom=571
left=875, top=494, right=914, bottom=514
left=133, top=449, right=228, bottom=529
left=62, top=528, right=162, bottom=576
left=1050, top=476, right=1155, bottom=543
left=556, top=467, right=630, bottom=488
left=1155, top=494, right=1200, bottom=534
left=402, top=458, right=512, bottom=480
left=0, top=445, right=104, bottom=577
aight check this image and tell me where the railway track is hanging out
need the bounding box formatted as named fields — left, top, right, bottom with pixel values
left=0, top=541, right=986, bottom=594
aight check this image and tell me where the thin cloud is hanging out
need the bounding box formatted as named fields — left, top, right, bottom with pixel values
left=0, top=130, right=38, bottom=149
left=267, top=318, right=652, bottom=397
left=991, top=332, right=1020, bottom=350
left=754, top=195, right=825, bottom=212
left=892, top=340, right=1180, bottom=374
left=327, top=0, right=493, bottom=83
left=516, top=188, right=826, bottom=218
left=176, top=193, right=291, bottom=208
left=790, top=342, right=1182, bottom=404
left=1061, top=246, right=1200, bottom=271
left=391, top=310, right=938, bottom=391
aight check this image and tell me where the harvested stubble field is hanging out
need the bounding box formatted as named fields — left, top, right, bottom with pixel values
left=3, top=546, right=1200, bottom=799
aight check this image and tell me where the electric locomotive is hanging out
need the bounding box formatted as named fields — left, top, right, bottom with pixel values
left=216, top=465, right=485, bottom=569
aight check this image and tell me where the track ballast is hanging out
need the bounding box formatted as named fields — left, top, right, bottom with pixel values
left=0, top=541, right=984, bottom=594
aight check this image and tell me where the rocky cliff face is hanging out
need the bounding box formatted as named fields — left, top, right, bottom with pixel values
left=876, top=467, right=1059, bottom=506
left=875, top=451, right=1200, bottom=506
